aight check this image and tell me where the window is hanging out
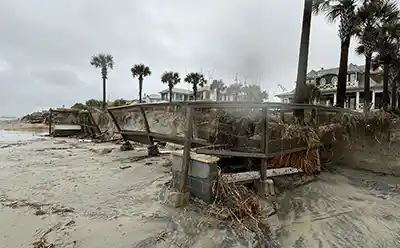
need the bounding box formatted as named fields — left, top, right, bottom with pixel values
left=350, top=73, right=356, bottom=82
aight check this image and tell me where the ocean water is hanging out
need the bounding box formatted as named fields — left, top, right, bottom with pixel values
left=0, top=117, right=45, bottom=145
left=0, top=130, right=44, bottom=143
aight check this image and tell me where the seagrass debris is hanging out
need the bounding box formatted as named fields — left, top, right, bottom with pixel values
left=210, top=168, right=263, bottom=236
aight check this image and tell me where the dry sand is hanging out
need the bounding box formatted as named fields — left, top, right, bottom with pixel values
left=2, top=122, right=400, bottom=247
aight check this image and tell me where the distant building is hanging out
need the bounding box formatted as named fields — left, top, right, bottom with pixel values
left=145, top=94, right=161, bottom=103
left=159, top=88, right=194, bottom=101
left=276, top=63, right=384, bottom=111
left=196, top=85, right=234, bottom=101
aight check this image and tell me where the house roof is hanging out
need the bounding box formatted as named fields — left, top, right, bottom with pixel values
left=275, top=89, right=295, bottom=98
left=306, top=63, right=381, bottom=79
left=147, top=94, right=161, bottom=99
left=159, top=88, right=193, bottom=94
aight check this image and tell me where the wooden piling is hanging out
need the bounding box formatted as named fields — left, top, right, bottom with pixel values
left=181, top=107, right=194, bottom=193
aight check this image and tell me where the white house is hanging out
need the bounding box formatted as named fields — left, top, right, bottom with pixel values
left=159, top=88, right=194, bottom=101
left=276, top=64, right=384, bottom=111
left=144, top=94, right=161, bottom=103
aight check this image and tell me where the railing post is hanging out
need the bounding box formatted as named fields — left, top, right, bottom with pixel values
left=48, top=108, right=53, bottom=136
left=280, top=109, right=285, bottom=122
left=107, top=109, right=122, bottom=132
left=139, top=106, right=159, bottom=156
left=139, top=106, right=154, bottom=145
left=181, top=106, right=194, bottom=193
left=260, top=107, right=269, bottom=196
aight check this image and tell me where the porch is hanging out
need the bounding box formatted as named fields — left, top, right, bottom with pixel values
left=320, top=90, right=384, bottom=111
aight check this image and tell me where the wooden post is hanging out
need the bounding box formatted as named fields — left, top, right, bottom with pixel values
left=139, top=106, right=154, bottom=146
left=107, top=109, right=122, bottom=132
left=260, top=107, right=269, bottom=187
left=280, top=109, right=285, bottom=122
left=181, top=106, right=194, bottom=193
left=88, top=110, right=101, bottom=135
left=48, top=108, right=53, bottom=136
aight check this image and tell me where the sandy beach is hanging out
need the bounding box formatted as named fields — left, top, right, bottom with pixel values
left=2, top=121, right=400, bottom=247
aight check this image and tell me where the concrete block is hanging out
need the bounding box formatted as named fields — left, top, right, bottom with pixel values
left=172, top=171, right=215, bottom=203
left=168, top=191, right=190, bottom=208
left=171, top=151, right=218, bottom=179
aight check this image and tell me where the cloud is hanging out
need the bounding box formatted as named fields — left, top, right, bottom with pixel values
left=0, top=0, right=366, bottom=116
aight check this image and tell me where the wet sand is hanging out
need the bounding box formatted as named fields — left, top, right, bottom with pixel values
left=0, top=136, right=255, bottom=248
left=2, top=125, right=400, bottom=247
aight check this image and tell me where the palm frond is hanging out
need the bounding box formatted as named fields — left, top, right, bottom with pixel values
left=131, top=64, right=152, bottom=78
left=355, top=44, right=365, bottom=55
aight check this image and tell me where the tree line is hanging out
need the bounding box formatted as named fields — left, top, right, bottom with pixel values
left=85, top=54, right=269, bottom=110
left=295, top=0, right=400, bottom=114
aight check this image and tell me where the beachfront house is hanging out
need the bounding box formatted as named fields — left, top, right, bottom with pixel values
left=276, top=64, right=384, bottom=111
left=159, top=88, right=194, bottom=101
left=144, top=94, right=161, bottom=103
left=159, top=86, right=234, bottom=101
left=196, top=85, right=233, bottom=101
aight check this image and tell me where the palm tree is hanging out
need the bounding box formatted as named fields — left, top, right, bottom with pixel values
left=355, top=0, right=399, bottom=113
left=313, top=0, right=359, bottom=108
left=210, top=80, right=227, bottom=101
left=294, top=0, right=313, bottom=119
left=161, top=71, right=181, bottom=103
left=227, top=83, right=243, bottom=101
left=90, top=53, right=114, bottom=110
left=131, top=64, right=151, bottom=103
left=372, top=22, right=400, bottom=109
left=184, top=72, right=207, bottom=100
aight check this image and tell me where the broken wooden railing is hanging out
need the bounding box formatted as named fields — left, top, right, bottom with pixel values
left=108, top=101, right=359, bottom=198
left=48, top=108, right=101, bottom=137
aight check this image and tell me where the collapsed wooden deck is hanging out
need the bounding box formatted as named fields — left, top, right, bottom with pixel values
left=108, top=101, right=358, bottom=196
left=48, top=108, right=101, bottom=138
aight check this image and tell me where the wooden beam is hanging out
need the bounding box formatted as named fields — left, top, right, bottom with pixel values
left=221, top=167, right=303, bottom=184
left=139, top=106, right=154, bottom=145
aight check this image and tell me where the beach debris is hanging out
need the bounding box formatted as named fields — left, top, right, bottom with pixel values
left=32, top=237, right=54, bottom=248
left=165, top=142, right=184, bottom=150
left=119, top=154, right=151, bottom=164
left=100, top=148, right=114, bottom=154
left=210, top=168, right=263, bottom=235
left=148, top=144, right=159, bottom=156
left=53, top=140, right=67, bottom=144
left=162, top=160, right=173, bottom=167
left=119, top=165, right=132, bottom=169
left=120, top=141, right=134, bottom=151
left=155, top=230, right=168, bottom=242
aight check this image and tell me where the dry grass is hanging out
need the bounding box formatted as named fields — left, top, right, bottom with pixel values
left=210, top=169, right=263, bottom=236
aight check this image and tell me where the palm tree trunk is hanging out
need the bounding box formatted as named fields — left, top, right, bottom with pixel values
left=391, top=79, right=397, bottom=109
left=216, top=90, right=220, bottom=101
left=336, top=41, right=350, bottom=108
left=363, top=54, right=372, bottom=114
left=102, top=77, right=106, bottom=110
left=139, top=76, right=143, bottom=103
left=383, top=62, right=390, bottom=109
left=169, top=87, right=173, bottom=103
left=293, top=0, right=312, bottom=119
left=193, top=87, right=197, bottom=101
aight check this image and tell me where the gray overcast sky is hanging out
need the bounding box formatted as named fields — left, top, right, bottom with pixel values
left=0, top=0, right=366, bottom=117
